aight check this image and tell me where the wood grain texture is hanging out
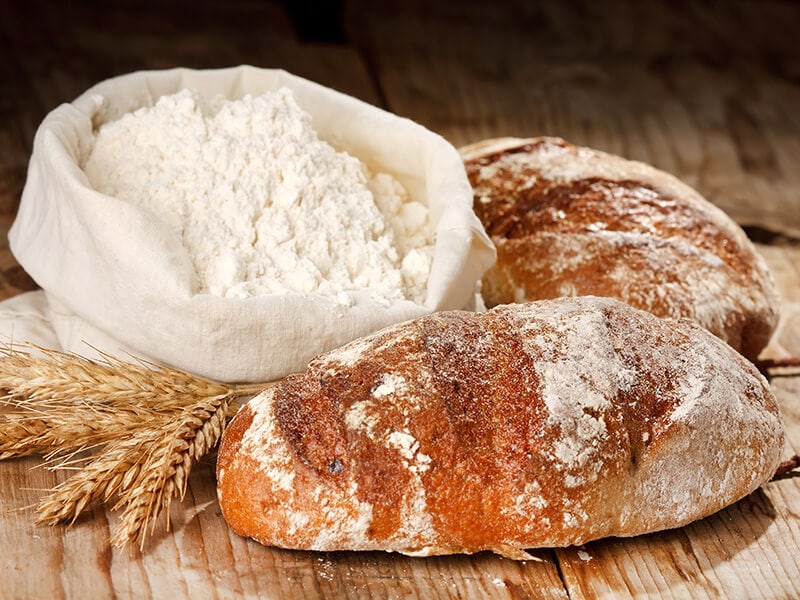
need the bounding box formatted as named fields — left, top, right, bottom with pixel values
left=1, top=457, right=570, bottom=599
left=1, top=0, right=799, bottom=598
left=346, top=0, right=800, bottom=236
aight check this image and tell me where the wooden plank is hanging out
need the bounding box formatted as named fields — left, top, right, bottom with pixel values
left=556, top=484, right=800, bottom=599
left=347, top=0, right=800, bottom=235
left=0, top=0, right=379, bottom=124
left=1, top=456, right=570, bottom=599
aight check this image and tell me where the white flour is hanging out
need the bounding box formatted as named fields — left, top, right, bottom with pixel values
left=82, top=87, right=433, bottom=305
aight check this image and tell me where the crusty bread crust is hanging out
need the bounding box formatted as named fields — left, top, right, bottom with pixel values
left=216, top=297, right=784, bottom=558
left=460, top=137, right=780, bottom=360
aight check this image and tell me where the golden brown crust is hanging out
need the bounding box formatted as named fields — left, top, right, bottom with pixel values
left=460, top=137, right=780, bottom=360
left=216, top=297, right=784, bottom=557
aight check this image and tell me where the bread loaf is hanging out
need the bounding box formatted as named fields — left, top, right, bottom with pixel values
left=460, top=137, right=780, bottom=360
left=216, top=296, right=784, bottom=558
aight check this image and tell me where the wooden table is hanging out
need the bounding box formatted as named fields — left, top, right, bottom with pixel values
left=2, top=1, right=799, bottom=597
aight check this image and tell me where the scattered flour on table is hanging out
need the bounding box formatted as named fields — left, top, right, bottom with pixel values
left=82, top=87, right=433, bottom=304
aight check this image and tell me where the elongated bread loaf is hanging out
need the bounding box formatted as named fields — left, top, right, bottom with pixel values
left=216, top=296, right=784, bottom=558
left=460, top=137, right=780, bottom=360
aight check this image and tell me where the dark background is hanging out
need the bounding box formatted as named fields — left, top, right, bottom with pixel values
left=1, top=0, right=799, bottom=294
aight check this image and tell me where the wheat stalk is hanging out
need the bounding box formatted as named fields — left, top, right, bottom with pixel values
left=0, top=342, right=266, bottom=548
left=0, top=403, right=164, bottom=460
left=110, top=399, right=229, bottom=549
left=0, top=343, right=231, bottom=407
left=0, top=417, right=50, bottom=459
left=35, top=434, right=150, bottom=525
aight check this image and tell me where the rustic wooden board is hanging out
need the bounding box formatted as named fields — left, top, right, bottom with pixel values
left=1, top=1, right=800, bottom=598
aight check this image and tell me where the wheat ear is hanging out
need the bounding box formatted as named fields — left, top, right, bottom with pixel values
left=0, top=342, right=266, bottom=548
left=110, top=399, right=229, bottom=549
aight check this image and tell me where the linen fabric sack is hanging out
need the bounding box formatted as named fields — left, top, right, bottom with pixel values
left=4, top=66, right=495, bottom=382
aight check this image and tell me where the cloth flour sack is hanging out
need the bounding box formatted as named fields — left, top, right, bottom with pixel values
left=3, top=66, right=495, bottom=383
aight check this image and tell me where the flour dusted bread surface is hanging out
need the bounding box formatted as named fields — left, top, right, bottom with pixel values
left=460, top=137, right=780, bottom=360
left=216, top=297, right=784, bottom=557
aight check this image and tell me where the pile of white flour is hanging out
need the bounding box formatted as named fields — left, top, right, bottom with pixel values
left=82, top=87, right=433, bottom=305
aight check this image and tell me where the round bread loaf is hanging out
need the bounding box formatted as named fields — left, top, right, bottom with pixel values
left=216, top=296, right=784, bottom=558
left=460, top=137, right=780, bottom=361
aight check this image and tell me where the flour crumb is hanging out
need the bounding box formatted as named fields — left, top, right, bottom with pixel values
left=82, top=87, right=434, bottom=305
